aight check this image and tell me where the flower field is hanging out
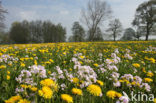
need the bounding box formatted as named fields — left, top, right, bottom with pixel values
left=0, top=41, right=156, bottom=103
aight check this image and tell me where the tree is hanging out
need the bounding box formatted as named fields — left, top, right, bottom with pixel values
left=121, top=28, right=135, bottom=40
left=9, top=22, right=29, bottom=43
left=0, top=1, right=7, bottom=31
left=71, top=21, right=85, bottom=42
left=87, top=27, right=103, bottom=41
left=81, top=0, right=111, bottom=41
left=106, top=19, right=122, bottom=41
left=132, top=0, right=156, bottom=41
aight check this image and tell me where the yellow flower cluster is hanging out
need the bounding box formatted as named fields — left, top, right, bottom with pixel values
left=132, top=63, right=140, bottom=68
left=38, top=86, right=53, bottom=99
left=87, top=84, right=102, bottom=96
left=61, top=94, right=73, bottom=103
left=144, top=78, right=153, bottom=83
left=71, top=88, right=83, bottom=95
left=5, top=96, right=30, bottom=103
left=96, top=80, right=104, bottom=86
left=40, top=78, right=58, bottom=92
left=5, top=95, right=21, bottom=103
left=106, top=90, right=122, bottom=99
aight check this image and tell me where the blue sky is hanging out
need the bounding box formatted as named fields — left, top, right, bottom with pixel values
left=2, top=0, right=148, bottom=38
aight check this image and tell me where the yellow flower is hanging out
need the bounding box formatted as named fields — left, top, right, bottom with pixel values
left=5, top=95, right=21, bottom=103
left=106, top=90, right=116, bottom=99
left=7, top=71, right=10, bottom=75
left=72, top=78, right=79, bottom=84
left=132, top=63, right=140, bottom=68
left=93, top=63, right=99, bottom=67
left=144, top=78, right=153, bottom=83
left=40, top=79, right=58, bottom=92
left=0, top=65, right=6, bottom=69
left=154, top=98, right=156, bottom=103
left=20, top=84, right=28, bottom=89
left=71, top=88, right=83, bottom=95
left=18, top=99, right=30, bottom=103
left=79, top=56, right=85, bottom=59
left=87, top=84, right=102, bottom=96
left=149, top=58, right=155, bottom=63
left=20, top=63, right=25, bottom=67
left=146, top=72, right=154, bottom=77
left=7, top=75, right=10, bottom=80
left=96, top=80, right=104, bottom=86
left=142, top=68, right=146, bottom=73
left=61, top=94, right=73, bottom=103
left=115, top=92, right=122, bottom=98
left=30, top=87, right=38, bottom=92
left=38, top=86, right=53, bottom=99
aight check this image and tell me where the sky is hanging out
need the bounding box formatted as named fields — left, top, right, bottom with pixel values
left=2, top=0, right=148, bottom=39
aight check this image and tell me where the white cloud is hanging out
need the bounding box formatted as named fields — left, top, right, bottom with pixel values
left=19, top=11, right=38, bottom=21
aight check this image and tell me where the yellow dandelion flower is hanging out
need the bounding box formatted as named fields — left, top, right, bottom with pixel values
left=96, top=80, right=104, bottom=86
left=144, top=78, right=153, bottom=83
left=0, top=65, right=6, bottom=69
left=5, top=95, right=21, bottom=103
left=154, top=98, right=156, bottom=103
left=93, top=63, right=99, bottom=67
left=7, top=75, right=10, bottom=80
left=87, top=84, right=102, bottom=96
left=115, top=92, right=122, bottom=98
left=72, top=78, right=79, bottom=84
left=40, top=79, right=58, bottom=92
left=146, top=72, right=154, bottom=77
left=30, top=87, right=37, bottom=92
left=71, top=88, right=83, bottom=96
left=20, top=63, right=25, bottom=67
left=7, top=71, right=10, bottom=75
left=132, top=63, right=140, bottom=68
left=38, top=86, right=53, bottom=99
left=61, top=94, right=73, bottom=103
left=106, top=90, right=117, bottom=99
left=18, top=99, right=30, bottom=103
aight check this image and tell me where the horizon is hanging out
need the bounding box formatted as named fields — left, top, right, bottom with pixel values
left=3, top=0, right=150, bottom=40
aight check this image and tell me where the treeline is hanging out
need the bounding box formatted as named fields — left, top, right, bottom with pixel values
left=8, top=20, right=66, bottom=43
left=0, top=0, right=155, bottom=44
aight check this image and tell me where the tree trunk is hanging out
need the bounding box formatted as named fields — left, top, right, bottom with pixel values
left=113, top=33, right=116, bottom=41
left=145, top=26, right=149, bottom=41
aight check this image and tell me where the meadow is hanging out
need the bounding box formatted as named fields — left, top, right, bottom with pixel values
left=0, top=41, right=156, bottom=103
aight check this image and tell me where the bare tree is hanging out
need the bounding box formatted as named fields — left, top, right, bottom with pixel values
left=81, top=0, right=111, bottom=41
left=106, top=19, right=122, bottom=41
left=0, top=1, right=7, bottom=31
left=132, top=0, right=156, bottom=41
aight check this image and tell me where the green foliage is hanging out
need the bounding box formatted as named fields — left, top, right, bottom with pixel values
left=9, top=20, right=66, bottom=44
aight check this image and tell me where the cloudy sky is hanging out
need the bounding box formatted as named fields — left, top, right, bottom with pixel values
left=3, top=0, right=148, bottom=38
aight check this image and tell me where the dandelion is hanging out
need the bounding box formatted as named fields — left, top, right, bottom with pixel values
left=87, top=84, right=102, bottom=96
left=71, top=88, right=83, bottom=96
left=7, top=75, right=10, bottom=80
left=96, top=80, right=104, bottom=86
left=132, top=63, right=140, bottom=68
left=20, top=63, right=25, bottom=67
left=30, top=87, right=37, bottom=92
left=154, top=98, right=156, bottom=103
left=93, top=63, right=99, bottom=67
left=144, top=78, right=153, bottom=83
left=61, top=94, right=73, bottom=103
left=38, top=86, right=53, bottom=99
left=18, top=99, right=30, bottom=103
left=0, top=65, right=6, bottom=69
left=72, top=77, right=79, bottom=84
left=5, top=95, right=21, bottom=103
left=106, top=90, right=116, bottom=99
left=146, top=71, right=154, bottom=77
left=40, top=79, right=58, bottom=91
